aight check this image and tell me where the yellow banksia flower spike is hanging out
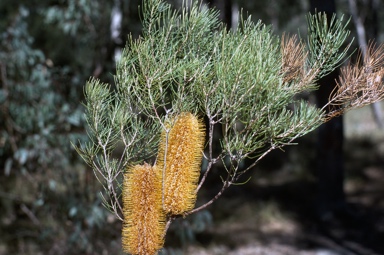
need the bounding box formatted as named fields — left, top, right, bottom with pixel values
left=122, top=163, right=165, bottom=255
left=157, top=112, right=205, bottom=215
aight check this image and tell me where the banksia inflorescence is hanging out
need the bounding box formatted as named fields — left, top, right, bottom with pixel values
left=157, top=112, right=205, bottom=215
left=122, top=163, right=165, bottom=255
left=121, top=112, right=205, bottom=254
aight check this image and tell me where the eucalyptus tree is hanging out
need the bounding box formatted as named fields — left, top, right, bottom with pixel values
left=0, top=0, right=120, bottom=253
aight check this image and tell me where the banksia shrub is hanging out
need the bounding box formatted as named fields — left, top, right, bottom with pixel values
left=75, top=0, right=384, bottom=253
left=157, top=112, right=205, bottom=215
left=122, top=163, right=165, bottom=255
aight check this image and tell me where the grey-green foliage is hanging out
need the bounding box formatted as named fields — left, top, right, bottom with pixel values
left=210, top=17, right=322, bottom=161
left=78, top=0, right=352, bottom=219
left=307, top=12, right=352, bottom=78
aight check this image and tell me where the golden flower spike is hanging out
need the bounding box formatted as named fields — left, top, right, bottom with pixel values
left=122, top=163, right=165, bottom=255
left=158, top=112, right=205, bottom=215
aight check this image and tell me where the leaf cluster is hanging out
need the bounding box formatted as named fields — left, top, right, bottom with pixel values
left=306, top=13, right=353, bottom=78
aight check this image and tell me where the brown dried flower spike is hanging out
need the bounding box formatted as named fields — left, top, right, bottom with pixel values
left=158, top=112, right=205, bottom=215
left=122, top=163, right=165, bottom=255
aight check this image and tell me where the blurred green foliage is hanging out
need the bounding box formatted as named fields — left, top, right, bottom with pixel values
left=0, top=1, right=122, bottom=254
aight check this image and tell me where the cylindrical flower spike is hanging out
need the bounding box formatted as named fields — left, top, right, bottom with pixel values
left=122, top=163, right=165, bottom=255
left=157, top=112, right=205, bottom=215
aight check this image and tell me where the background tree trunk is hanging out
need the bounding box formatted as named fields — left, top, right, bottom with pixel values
left=348, top=0, right=384, bottom=128
left=310, top=0, right=346, bottom=221
left=111, top=0, right=123, bottom=63
left=206, top=0, right=233, bottom=30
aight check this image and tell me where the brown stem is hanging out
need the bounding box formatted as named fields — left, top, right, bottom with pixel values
left=164, top=216, right=175, bottom=235
left=197, top=116, right=216, bottom=192
left=187, top=178, right=231, bottom=216
left=0, top=62, right=18, bottom=153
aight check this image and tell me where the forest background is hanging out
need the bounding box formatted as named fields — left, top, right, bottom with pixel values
left=1, top=0, right=384, bottom=254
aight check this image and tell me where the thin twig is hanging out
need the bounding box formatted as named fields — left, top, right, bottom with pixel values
left=20, top=204, right=40, bottom=226
left=0, top=62, right=18, bottom=153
